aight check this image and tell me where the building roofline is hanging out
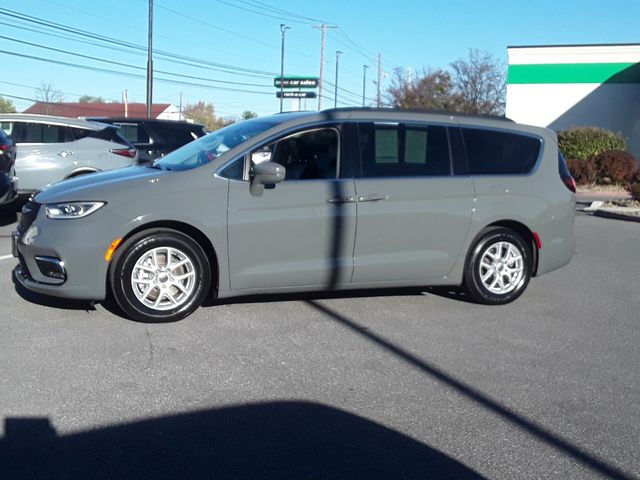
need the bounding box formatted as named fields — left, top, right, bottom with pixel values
left=508, top=43, right=640, bottom=49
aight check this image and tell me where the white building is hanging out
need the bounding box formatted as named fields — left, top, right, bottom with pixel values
left=506, top=44, right=640, bottom=157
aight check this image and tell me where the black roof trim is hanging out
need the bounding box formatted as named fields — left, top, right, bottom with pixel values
left=85, top=117, right=205, bottom=127
left=320, top=107, right=513, bottom=123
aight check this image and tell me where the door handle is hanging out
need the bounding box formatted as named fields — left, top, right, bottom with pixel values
left=58, top=151, right=73, bottom=157
left=326, top=196, right=356, bottom=204
left=357, top=193, right=388, bottom=202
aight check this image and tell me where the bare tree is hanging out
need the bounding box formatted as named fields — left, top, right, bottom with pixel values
left=450, top=49, right=505, bottom=115
left=386, top=68, right=461, bottom=111
left=35, top=82, right=63, bottom=114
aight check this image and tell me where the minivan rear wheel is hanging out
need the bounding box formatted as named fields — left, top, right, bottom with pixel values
left=463, top=227, right=532, bottom=305
left=110, top=229, right=211, bottom=322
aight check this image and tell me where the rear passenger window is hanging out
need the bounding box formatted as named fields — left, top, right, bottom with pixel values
left=114, top=123, right=150, bottom=144
left=461, top=128, right=541, bottom=175
left=11, top=122, right=73, bottom=144
left=361, top=124, right=451, bottom=177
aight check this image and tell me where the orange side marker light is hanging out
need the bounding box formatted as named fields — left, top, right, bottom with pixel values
left=105, top=238, right=123, bottom=262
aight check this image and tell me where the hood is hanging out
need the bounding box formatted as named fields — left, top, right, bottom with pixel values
left=35, top=166, right=170, bottom=204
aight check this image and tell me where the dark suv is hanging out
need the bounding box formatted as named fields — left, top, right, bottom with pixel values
left=87, top=118, right=207, bottom=163
left=0, top=129, right=17, bottom=205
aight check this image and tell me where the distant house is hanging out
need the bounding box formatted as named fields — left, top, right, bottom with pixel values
left=23, top=102, right=181, bottom=120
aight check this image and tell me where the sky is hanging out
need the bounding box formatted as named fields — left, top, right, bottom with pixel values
left=1, top=0, right=640, bottom=119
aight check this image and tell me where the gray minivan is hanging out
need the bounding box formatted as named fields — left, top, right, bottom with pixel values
left=12, top=109, right=575, bottom=322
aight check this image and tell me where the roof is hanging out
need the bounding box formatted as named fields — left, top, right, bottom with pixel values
left=0, top=113, right=110, bottom=130
left=23, top=102, right=172, bottom=119
left=318, top=107, right=512, bottom=122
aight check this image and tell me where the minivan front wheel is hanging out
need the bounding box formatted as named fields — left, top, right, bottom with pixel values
left=464, top=227, right=532, bottom=305
left=110, top=229, right=211, bottom=322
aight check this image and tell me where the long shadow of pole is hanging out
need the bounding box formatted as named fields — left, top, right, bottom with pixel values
left=306, top=300, right=637, bottom=480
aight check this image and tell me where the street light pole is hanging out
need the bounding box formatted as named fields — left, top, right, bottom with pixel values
left=146, top=0, right=153, bottom=118
left=334, top=50, right=342, bottom=108
left=362, top=64, right=369, bottom=107
left=279, top=24, right=290, bottom=113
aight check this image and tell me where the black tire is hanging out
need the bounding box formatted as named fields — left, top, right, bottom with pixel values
left=110, top=229, right=211, bottom=322
left=463, top=227, right=532, bottom=305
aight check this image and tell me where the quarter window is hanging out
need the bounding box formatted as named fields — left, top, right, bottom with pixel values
left=461, top=128, right=541, bottom=175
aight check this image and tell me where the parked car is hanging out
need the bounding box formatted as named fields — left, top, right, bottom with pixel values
left=13, top=108, right=576, bottom=323
left=85, top=117, right=206, bottom=163
left=0, top=129, right=17, bottom=205
left=0, top=114, right=138, bottom=196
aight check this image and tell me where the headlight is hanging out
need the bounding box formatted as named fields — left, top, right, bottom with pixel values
left=45, top=202, right=106, bottom=219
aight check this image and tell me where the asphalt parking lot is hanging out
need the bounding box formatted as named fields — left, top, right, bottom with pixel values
left=0, top=210, right=638, bottom=480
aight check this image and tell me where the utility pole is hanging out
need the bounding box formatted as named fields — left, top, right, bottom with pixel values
left=179, top=92, right=183, bottom=121
left=279, top=24, right=290, bottom=113
left=376, top=53, right=382, bottom=108
left=123, top=89, right=129, bottom=118
left=362, top=65, right=369, bottom=107
left=334, top=51, right=342, bottom=108
left=146, top=0, right=153, bottom=118
left=313, top=24, right=337, bottom=111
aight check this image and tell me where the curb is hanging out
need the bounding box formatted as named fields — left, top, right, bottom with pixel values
left=592, top=209, right=640, bottom=223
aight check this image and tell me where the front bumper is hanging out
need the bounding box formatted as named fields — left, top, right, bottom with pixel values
left=13, top=205, right=125, bottom=301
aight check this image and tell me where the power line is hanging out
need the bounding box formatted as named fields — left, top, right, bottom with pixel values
left=0, top=50, right=274, bottom=96
left=0, top=7, right=278, bottom=77
left=212, top=0, right=312, bottom=25
left=0, top=34, right=273, bottom=90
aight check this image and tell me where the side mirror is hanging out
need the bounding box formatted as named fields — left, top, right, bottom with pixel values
left=250, top=161, right=286, bottom=196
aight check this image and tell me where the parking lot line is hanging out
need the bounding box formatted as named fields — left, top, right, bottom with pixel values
left=0, top=254, right=14, bottom=261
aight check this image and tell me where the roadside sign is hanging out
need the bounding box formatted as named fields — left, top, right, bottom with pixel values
left=276, top=91, right=317, bottom=99
left=274, top=77, right=319, bottom=88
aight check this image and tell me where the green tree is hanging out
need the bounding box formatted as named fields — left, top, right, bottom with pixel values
left=450, top=49, right=506, bottom=115
left=183, top=101, right=231, bottom=131
left=0, top=96, right=17, bottom=113
left=241, top=110, right=258, bottom=120
left=78, top=95, right=106, bottom=103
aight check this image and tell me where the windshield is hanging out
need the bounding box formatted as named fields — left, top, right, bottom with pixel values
left=154, top=118, right=280, bottom=171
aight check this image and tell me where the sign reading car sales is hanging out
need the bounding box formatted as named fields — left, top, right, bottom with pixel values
left=274, top=77, right=319, bottom=88
left=276, top=91, right=317, bottom=99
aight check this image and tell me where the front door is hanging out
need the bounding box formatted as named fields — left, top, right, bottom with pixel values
left=227, top=126, right=357, bottom=291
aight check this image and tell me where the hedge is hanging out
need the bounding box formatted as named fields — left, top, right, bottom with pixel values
left=558, top=127, right=626, bottom=162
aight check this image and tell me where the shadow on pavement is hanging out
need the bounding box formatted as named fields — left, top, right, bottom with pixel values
left=0, top=402, right=485, bottom=480
left=210, top=286, right=429, bottom=307
left=305, top=300, right=637, bottom=480
left=0, top=210, right=16, bottom=227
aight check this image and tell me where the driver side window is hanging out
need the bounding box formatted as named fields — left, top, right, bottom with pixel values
left=251, top=128, right=339, bottom=181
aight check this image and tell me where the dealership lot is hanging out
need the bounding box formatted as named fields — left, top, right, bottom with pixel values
left=0, top=212, right=638, bottom=479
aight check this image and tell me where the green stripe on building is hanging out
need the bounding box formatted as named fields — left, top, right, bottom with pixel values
left=508, top=62, right=640, bottom=84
